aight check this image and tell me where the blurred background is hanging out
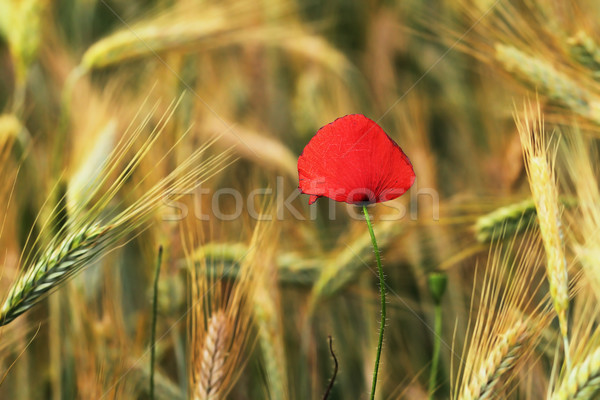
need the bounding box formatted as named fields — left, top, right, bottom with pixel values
left=1, top=0, right=600, bottom=399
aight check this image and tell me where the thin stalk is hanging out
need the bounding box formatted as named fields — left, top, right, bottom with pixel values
left=428, top=303, right=442, bottom=399
left=323, top=335, right=338, bottom=400
left=563, top=335, right=571, bottom=374
left=363, top=205, right=385, bottom=400
left=150, top=246, right=163, bottom=400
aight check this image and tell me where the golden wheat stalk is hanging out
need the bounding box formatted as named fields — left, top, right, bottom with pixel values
left=515, top=101, right=570, bottom=366
left=201, top=116, right=298, bottom=179
left=227, top=209, right=288, bottom=400
left=186, top=205, right=271, bottom=399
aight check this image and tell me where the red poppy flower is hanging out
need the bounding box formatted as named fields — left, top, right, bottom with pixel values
left=298, top=114, right=415, bottom=205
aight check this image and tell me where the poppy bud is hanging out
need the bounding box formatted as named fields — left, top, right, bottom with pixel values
left=428, top=272, right=448, bottom=305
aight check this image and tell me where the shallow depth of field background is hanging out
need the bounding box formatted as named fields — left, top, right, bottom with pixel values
left=1, top=0, right=600, bottom=399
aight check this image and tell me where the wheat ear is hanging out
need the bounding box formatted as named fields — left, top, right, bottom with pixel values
left=459, top=321, right=529, bottom=400
left=474, top=197, right=576, bottom=243
left=552, top=346, right=600, bottom=400
left=474, top=199, right=537, bottom=243
left=495, top=44, right=600, bottom=126
left=568, top=31, right=600, bottom=76
left=192, top=242, right=319, bottom=286
left=0, top=224, right=106, bottom=325
left=516, top=102, right=570, bottom=367
left=186, top=207, right=270, bottom=399
left=194, top=311, right=230, bottom=400
left=527, top=154, right=569, bottom=336
left=0, top=147, right=228, bottom=326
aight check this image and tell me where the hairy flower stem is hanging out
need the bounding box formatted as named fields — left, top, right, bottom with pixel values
left=363, top=205, right=385, bottom=400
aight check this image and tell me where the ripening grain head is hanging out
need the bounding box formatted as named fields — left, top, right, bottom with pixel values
left=186, top=206, right=273, bottom=399
left=515, top=101, right=570, bottom=359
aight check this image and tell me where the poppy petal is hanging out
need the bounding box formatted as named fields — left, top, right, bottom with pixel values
left=309, top=195, right=320, bottom=205
left=298, top=114, right=415, bottom=205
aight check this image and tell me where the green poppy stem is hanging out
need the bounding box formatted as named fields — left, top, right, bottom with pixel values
left=363, top=205, right=385, bottom=400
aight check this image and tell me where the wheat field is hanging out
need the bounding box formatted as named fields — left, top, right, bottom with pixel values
left=1, top=0, right=600, bottom=399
